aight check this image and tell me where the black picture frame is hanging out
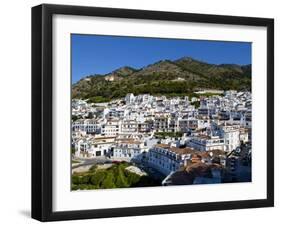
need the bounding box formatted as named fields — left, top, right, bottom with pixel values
left=32, top=3, right=274, bottom=222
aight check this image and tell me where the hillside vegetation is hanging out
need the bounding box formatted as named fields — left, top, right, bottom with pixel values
left=72, top=57, right=251, bottom=103
left=72, top=162, right=160, bottom=190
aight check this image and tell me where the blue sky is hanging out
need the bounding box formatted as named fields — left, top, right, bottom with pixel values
left=71, top=34, right=251, bottom=83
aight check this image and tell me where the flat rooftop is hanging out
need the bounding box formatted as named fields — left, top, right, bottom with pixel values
left=155, top=144, right=195, bottom=154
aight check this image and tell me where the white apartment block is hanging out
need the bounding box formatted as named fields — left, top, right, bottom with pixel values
left=220, top=124, right=241, bottom=151
left=154, top=116, right=179, bottom=132
left=113, top=139, right=147, bottom=161
left=147, top=144, right=195, bottom=176
left=121, top=120, right=138, bottom=134
left=178, top=118, right=205, bottom=132
left=188, top=135, right=225, bottom=152
left=72, top=119, right=100, bottom=134
left=101, top=120, right=120, bottom=137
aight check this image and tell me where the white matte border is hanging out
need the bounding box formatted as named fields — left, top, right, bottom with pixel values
left=53, top=14, right=267, bottom=212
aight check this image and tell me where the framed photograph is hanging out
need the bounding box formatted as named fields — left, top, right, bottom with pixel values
left=32, top=4, right=274, bottom=221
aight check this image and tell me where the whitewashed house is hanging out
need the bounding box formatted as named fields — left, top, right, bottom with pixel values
left=113, top=139, right=147, bottom=161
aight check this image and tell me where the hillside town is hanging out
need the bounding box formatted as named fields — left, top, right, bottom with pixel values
left=72, top=90, right=252, bottom=187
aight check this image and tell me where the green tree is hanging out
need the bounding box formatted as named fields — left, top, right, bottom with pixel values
left=115, top=165, right=129, bottom=188
left=90, top=171, right=106, bottom=187
left=101, top=172, right=116, bottom=189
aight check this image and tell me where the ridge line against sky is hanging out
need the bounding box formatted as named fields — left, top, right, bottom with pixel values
left=71, top=34, right=252, bottom=83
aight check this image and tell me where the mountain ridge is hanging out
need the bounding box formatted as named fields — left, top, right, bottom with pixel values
left=72, top=57, right=251, bottom=103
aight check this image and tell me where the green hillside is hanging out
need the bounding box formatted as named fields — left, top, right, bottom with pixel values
left=72, top=57, right=251, bottom=103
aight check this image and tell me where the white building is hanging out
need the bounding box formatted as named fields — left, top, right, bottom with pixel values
left=101, top=119, right=120, bottom=137
left=147, top=144, right=195, bottom=176
left=178, top=118, right=205, bottom=132
left=89, top=136, right=116, bottom=157
left=125, top=93, right=135, bottom=105
left=121, top=120, right=138, bottom=134
left=74, top=136, right=116, bottom=158
left=72, top=119, right=100, bottom=134
left=220, top=124, right=241, bottom=151
left=113, top=139, right=147, bottom=161
left=154, top=115, right=178, bottom=132
left=74, top=139, right=91, bottom=158
left=188, top=135, right=225, bottom=151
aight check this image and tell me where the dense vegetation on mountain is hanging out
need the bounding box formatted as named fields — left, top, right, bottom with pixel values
left=72, top=57, right=251, bottom=103
left=72, top=162, right=160, bottom=190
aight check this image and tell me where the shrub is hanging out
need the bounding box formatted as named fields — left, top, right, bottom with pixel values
left=101, top=172, right=116, bottom=189
left=90, top=171, right=106, bottom=187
